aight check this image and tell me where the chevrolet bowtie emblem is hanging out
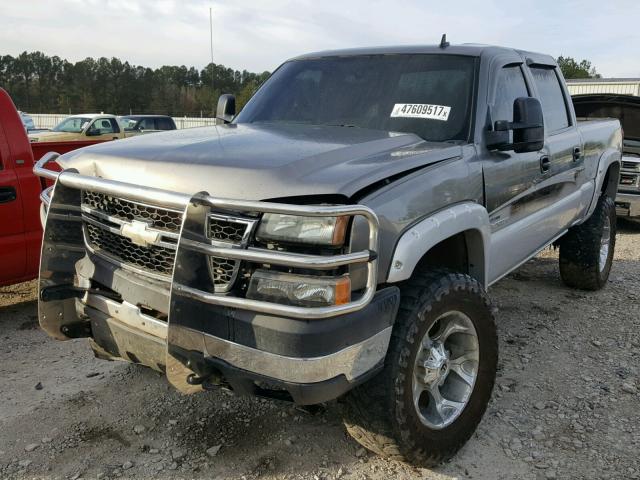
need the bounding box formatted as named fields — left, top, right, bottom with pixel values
left=120, top=220, right=161, bottom=247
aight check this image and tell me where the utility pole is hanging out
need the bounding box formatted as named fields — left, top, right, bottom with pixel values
left=209, top=7, right=215, bottom=95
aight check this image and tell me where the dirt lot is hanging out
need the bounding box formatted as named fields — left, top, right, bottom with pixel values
left=1, top=222, right=639, bottom=480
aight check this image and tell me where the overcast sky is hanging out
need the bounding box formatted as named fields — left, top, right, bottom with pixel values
left=1, top=0, right=638, bottom=77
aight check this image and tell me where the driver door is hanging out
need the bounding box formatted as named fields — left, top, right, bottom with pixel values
left=86, top=118, right=121, bottom=140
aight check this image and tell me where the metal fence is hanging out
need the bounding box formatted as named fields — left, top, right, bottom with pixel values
left=30, top=113, right=217, bottom=130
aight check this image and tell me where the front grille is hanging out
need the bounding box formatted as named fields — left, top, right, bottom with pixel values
left=206, top=215, right=255, bottom=290
left=620, top=174, right=638, bottom=187
left=622, top=161, right=640, bottom=172
left=82, top=191, right=182, bottom=233
left=209, top=218, right=249, bottom=243
left=80, top=191, right=255, bottom=290
left=85, top=223, right=176, bottom=275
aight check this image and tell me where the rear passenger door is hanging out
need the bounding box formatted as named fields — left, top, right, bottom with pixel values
left=0, top=127, right=26, bottom=285
left=483, top=62, right=547, bottom=281
left=527, top=65, right=587, bottom=234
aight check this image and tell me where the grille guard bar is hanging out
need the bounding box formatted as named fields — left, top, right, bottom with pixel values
left=34, top=152, right=380, bottom=320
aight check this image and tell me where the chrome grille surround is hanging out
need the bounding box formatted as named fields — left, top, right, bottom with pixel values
left=80, top=190, right=256, bottom=291
left=80, top=193, right=181, bottom=280
left=82, top=190, right=183, bottom=233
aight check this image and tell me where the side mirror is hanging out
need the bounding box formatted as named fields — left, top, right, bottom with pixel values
left=487, top=97, right=544, bottom=153
left=85, top=128, right=100, bottom=137
left=216, top=94, right=236, bottom=124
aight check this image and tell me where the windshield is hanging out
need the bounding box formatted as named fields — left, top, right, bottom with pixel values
left=52, top=117, right=92, bottom=133
left=236, top=54, right=476, bottom=142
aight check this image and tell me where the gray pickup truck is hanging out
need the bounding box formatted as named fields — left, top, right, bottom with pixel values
left=35, top=43, right=622, bottom=467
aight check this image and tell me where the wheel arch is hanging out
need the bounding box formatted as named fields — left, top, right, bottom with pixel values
left=386, top=203, right=491, bottom=289
left=585, top=148, right=621, bottom=219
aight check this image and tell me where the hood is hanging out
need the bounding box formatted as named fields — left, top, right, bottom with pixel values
left=58, top=123, right=462, bottom=201
left=29, top=131, right=83, bottom=142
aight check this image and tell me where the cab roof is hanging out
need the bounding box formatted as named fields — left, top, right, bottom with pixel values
left=67, top=113, right=117, bottom=119
left=290, top=43, right=557, bottom=67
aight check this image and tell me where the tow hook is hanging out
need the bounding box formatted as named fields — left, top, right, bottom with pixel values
left=60, top=322, right=92, bottom=338
left=186, top=373, right=206, bottom=385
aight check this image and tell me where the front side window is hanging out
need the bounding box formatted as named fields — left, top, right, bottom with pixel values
left=493, top=65, right=529, bottom=123
left=530, top=67, right=570, bottom=133
left=237, top=54, right=477, bottom=143
left=90, top=118, right=116, bottom=134
left=52, top=117, right=91, bottom=133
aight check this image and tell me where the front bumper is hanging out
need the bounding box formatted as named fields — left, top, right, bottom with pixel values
left=616, top=192, right=640, bottom=217
left=82, top=285, right=398, bottom=404
left=34, top=152, right=389, bottom=403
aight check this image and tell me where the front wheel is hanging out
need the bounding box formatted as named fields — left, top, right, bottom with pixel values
left=559, top=196, right=616, bottom=290
left=342, top=270, right=497, bottom=467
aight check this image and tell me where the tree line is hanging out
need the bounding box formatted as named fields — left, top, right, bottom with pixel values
left=0, top=51, right=600, bottom=117
left=0, top=51, right=271, bottom=116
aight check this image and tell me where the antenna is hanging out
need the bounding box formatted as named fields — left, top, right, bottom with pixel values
left=439, top=34, right=450, bottom=49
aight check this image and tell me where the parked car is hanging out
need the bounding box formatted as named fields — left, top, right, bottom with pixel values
left=119, top=115, right=177, bottom=136
left=34, top=44, right=622, bottom=466
left=18, top=111, right=36, bottom=131
left=572, top=94, right=639, bottom=221
left=0, top=89, right=107, bottom=286
left=28, top=114, right=125, bottom=143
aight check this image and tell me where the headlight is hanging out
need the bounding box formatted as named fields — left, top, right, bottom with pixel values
left=247, top=270, right=350, bottom=307
left=256, top=213, right=349, bottom=246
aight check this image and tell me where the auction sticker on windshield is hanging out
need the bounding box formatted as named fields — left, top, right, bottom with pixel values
left=390, top=103, right=451, bottom=121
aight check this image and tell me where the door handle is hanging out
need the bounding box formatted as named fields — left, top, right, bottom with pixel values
left=573, top=147, right=582, bottom=161
left=540, top=155, right=551, bottom=174
left=0, top=186, right=17, bottom=203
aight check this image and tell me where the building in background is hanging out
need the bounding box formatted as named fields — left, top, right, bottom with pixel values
left=566, top=78, right=640, bottom=96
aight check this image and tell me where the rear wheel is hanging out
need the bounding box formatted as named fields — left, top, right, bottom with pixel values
left=559, top=196, right=616, bottom=290
left=342, top=270, right=497, bottom=467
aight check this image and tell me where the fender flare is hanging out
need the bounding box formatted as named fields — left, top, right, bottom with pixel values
left=386, top=202, right=491, bottom=288
left=585, top=147, right=621, bottom=220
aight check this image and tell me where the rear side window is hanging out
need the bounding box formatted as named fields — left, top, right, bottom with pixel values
left=530, top=67, right=570, bottom=133
left=139, top=118, right=156, bottom=130
left=493, top=66, right=529, bottom=123
left=156, top=117, right=174, bottom=130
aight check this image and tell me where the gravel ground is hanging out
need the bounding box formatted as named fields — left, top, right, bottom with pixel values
left=1, top=222, right=639, bottom=480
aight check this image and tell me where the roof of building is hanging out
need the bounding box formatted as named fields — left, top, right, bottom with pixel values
left=566, top=78, right=640, bottom=83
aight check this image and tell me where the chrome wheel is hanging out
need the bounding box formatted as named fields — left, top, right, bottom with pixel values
left=599, top=221, right=611, bottom=272
left=412, top=311, right=479, bottom=429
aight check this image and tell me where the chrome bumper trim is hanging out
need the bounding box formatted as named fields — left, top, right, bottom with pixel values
left=203, top=326, right=392, bottom=383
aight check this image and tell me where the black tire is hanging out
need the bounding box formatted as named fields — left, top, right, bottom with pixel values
left=342, top=270, right=497, bottom=467
left=559, top=196, right=616, bottom=290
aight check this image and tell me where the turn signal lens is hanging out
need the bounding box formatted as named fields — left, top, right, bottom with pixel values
left=247, top=270, right=351, bottom=307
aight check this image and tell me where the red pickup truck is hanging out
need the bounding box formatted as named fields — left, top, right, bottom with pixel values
left=0, top=88, right=106, bottom=286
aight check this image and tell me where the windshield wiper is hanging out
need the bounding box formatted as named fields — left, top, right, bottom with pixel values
left=324, top=123, right=360, bottom=128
